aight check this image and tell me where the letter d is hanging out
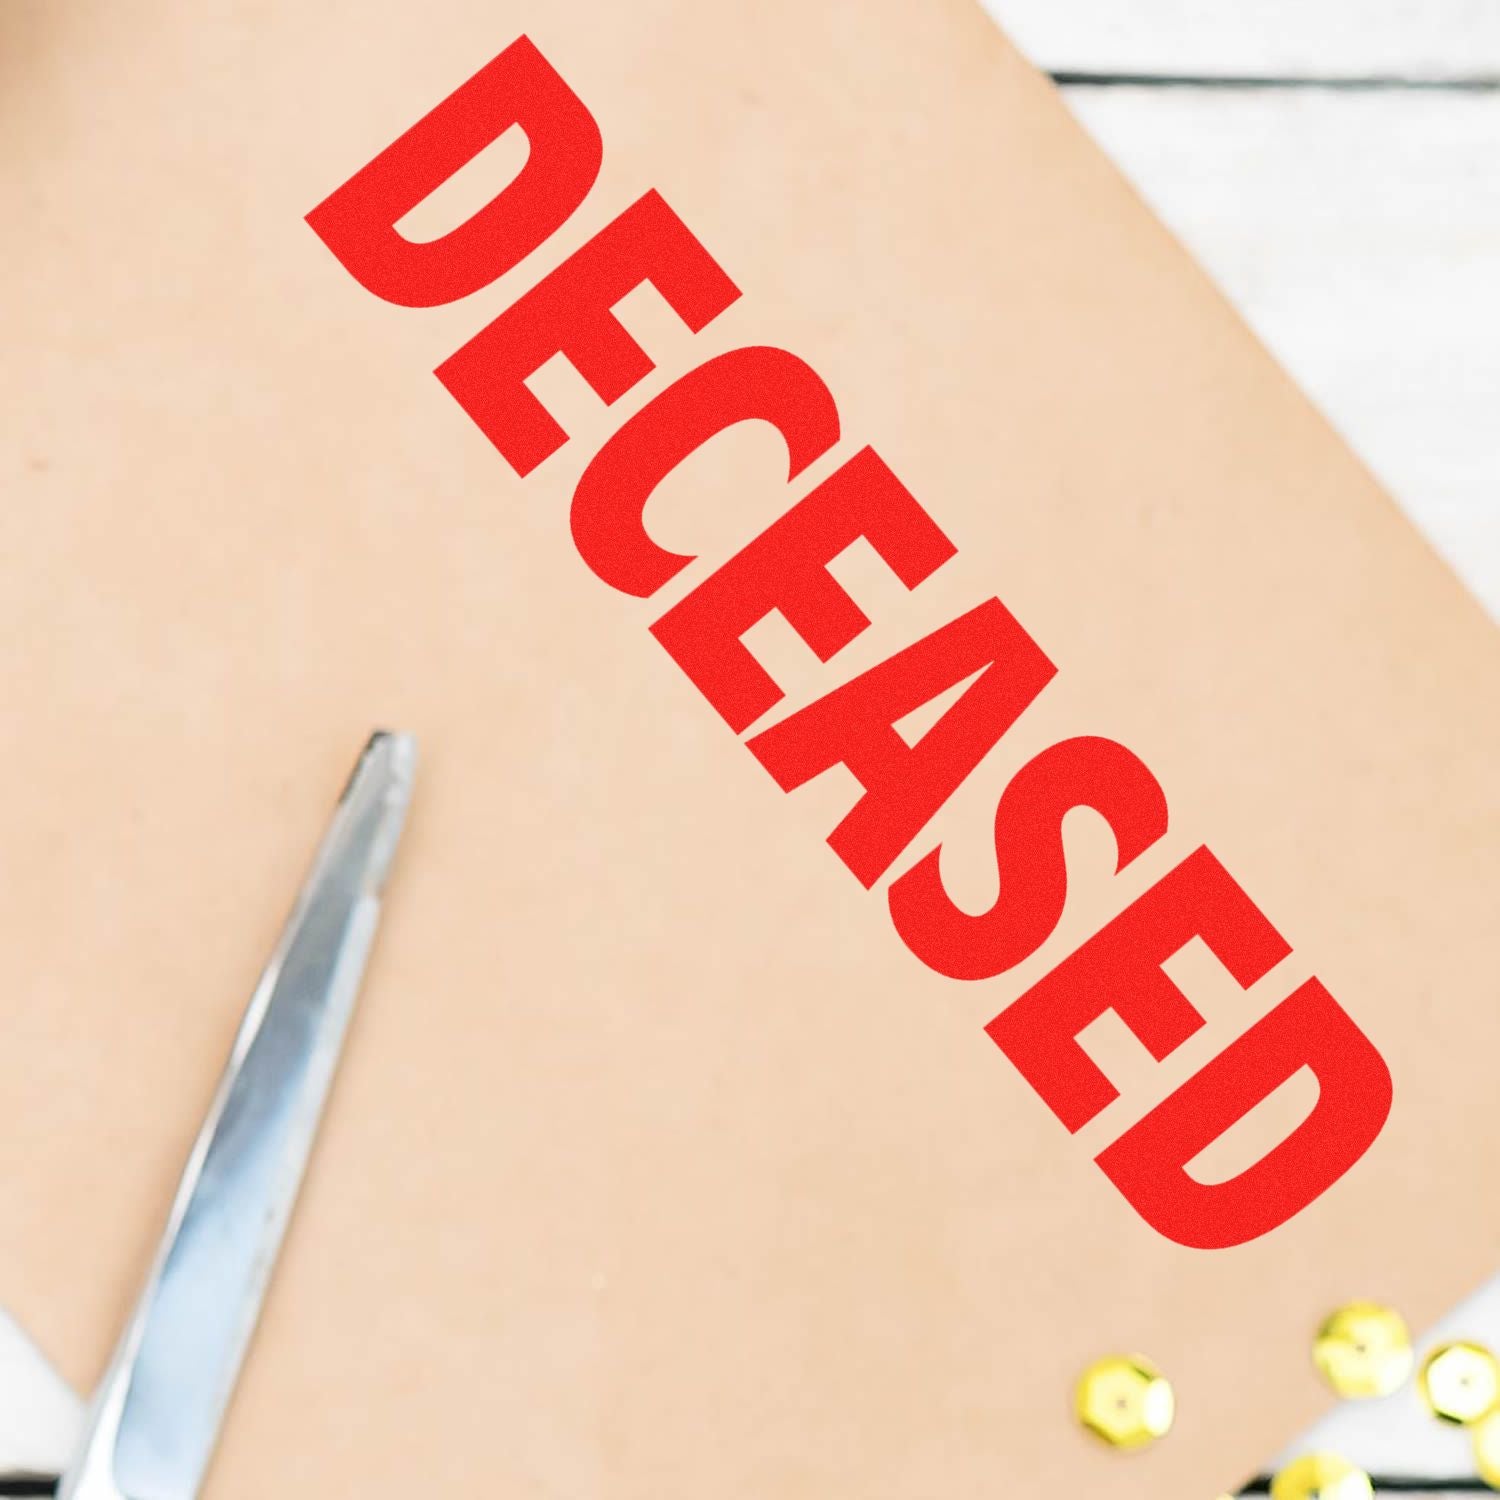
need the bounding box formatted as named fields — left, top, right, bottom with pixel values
left=1096, top=979, right=1392, bottom=1249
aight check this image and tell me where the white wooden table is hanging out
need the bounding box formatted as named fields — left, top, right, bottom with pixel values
left=4, top=3, right=1497, bottom=1490
left=998, top=0, right=1500, bottom=626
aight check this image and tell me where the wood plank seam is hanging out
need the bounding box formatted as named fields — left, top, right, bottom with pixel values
left=1052, top=71, right=1500, bottom=89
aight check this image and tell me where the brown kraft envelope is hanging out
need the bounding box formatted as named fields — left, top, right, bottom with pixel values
left=3, top=0, right=1498, bottom=1494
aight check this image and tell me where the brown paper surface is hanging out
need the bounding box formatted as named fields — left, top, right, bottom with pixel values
left=3, top=1, right=1497, bottom=1494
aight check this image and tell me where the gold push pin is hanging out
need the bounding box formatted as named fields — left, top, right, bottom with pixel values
left=1312, top=1302, right=1413, bottom=1398
left=1419, top=1341, right=1500, bottom=1425
left=1269, top=1452, right=1374, bottom=1500
left=1472, top=1408, right=1500, bottom=1490
left=1075, top=1354, right=1174, bottom=1450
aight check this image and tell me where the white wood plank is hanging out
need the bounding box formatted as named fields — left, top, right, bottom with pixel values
left=0, top=1310, right=81, bottom=1478
left=985, top=0, right=1500, bottom=78
left=1058, top=85, right=1500, bottom=618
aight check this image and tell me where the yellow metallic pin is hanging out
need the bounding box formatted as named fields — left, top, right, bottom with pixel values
left=1419, top=1341, right=1500, bottom=1425
left=1269, top=1453, right=1374, bottom=1500
left=1312, top=1302, right=1413, bottom=1398
left=1472, top=1408, right=1500, bottom=1490
left=1075, top=1354, right=1174, bottom=1450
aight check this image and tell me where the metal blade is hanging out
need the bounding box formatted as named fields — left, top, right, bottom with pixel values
left=58, top=731, right=417, bottom=1500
